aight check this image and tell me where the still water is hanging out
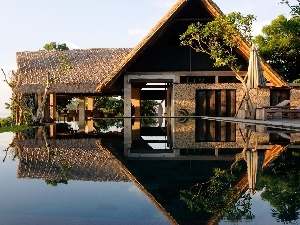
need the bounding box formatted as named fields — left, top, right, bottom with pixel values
left=0, top=118, right=300, bottom=225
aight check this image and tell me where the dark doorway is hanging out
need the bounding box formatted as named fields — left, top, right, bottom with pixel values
left=195, top=90, right=236, bottom=142
left=270, top=89, right=290, bottom=106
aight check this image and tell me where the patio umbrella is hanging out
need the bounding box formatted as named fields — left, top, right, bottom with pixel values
left=246, top=149, right=265, bottom=195
left=246, top=44, right=266, bottom=89
left=245, top=44, right=266, bottom=112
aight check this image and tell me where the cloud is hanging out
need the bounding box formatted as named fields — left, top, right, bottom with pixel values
left=128, top=184, right=142, bottom=196
left=63, top=41, right=81, bottom=49
left=0, top=65, right=17, bottom=72
left=128, top=26, right=150, bottom=37
left=154, top=0, right=176, bottom=9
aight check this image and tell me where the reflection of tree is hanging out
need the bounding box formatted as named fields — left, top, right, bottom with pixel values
left=93, top=119, right=123, bottom=132
left=256, top=150, right=300, bottom=223
left=40, top=126, right=72, bottom=187
left=180, top=168, right=254, bottom=222
left=45, top=161, right=72, bottom=187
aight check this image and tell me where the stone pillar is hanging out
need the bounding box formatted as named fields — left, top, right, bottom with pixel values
left=131, top=87, right=140, bottom=141
left=78, top=97, right=85, bottom=132
left=49, top=93, right=56, bottom=122
left=123, top=74, right=132, bottom=156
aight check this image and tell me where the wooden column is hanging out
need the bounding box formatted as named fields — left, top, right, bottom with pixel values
left=44, top=95, right=50, bottom=123
left=78, top=97, right=85, bottom=132
left=49, top=124, right=56, bottom=138
left=87, top=97, right=94, bottom=133
left=131, top=87, right=140, bottom=141
left=49, top=93, right=56, bottom=122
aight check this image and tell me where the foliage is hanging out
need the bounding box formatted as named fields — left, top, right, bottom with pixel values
left=93, top=119, right=123, bottom=132
left=56, top=97, right=73, bottom=112
left=43, top=42, right=69, bottom=51
left=253, top=15, right=300, bottom=82
left=180, top=168, right=254, bottom=222
left=93, top=97, right=159, bottom=127
left=94, top=96, right=124, bottom=117
left=1, top=70, right=34, bottom=125
left=180, top=12, right=255, bottom=110
left=280, top=0, right=300, bottom=16
left=0, top=116, right=12, bottom=127
left=45, top=179, right=68, bottom=186
left=255, top=150, right=300, bottom=223
left=141, top=100, right=158, bottom=127
left=0, top=125, right=31, bottom=133
left=180, top=12, right=255, bottom=74
left=141, top=100, right=158, bottom=116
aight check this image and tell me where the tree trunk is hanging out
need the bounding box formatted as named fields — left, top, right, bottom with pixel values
left=32, top=72, right=51, bottom=124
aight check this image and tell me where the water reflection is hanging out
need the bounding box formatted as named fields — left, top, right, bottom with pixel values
left=1, top=117, right=300, bottom=224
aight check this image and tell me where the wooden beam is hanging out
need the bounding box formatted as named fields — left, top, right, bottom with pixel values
left=127, top=71, right=247, bottom=76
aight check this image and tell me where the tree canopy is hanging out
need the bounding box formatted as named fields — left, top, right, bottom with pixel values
left=280, top=0, right=300, bottom=16
left=253, top=15, right=300, bottom=82
left=43, top=42, right=69, bottom=51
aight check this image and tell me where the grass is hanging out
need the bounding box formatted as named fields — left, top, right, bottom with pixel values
left=0, top=125, right=32, bottom=133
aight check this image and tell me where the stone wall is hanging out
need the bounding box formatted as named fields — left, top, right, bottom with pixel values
left=290, top=87, right=300, bottom=106
left=173, top=83, right=270, bottom=149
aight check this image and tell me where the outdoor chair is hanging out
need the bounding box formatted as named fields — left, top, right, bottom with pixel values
left=261, top=100, right=300, bottom=120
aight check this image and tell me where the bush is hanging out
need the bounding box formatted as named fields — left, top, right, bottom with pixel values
left=0, top=116, right=13, bottom=127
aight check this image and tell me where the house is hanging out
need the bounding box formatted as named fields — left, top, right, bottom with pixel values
left=14, top=0, right=300, bottom=143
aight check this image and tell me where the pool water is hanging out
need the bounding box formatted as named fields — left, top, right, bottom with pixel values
left=0, top=119, right=300, bottom=225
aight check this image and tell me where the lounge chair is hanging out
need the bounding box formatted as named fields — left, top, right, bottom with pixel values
left=262, top=100, right=291, bottom=120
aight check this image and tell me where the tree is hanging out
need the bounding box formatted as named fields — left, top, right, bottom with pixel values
left=253, top=15, right=300, bottom=82
left=180, top=168, right=255, bottom=222
left=32, top=43, right=71, bottom=124
left=280, top=0, right=300, bottom=16
left=180, top=12, right=255, bottom=109
left=43, top=42, right=69, bottom=51
left=256, top=150, right=300, bottom=223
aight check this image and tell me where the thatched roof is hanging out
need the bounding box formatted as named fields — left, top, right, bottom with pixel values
left=14, top=48, right=132, bottom=94
left=15, top=138, right=130, bottom=182
left=96, top=0, right=288, bottom=92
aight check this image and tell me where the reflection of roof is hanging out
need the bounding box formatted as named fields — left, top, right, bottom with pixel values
left=14, top=48, right=132, bottom=94
left=95, top=140, right=178, bottom=225
left=15, top=139, right=130, bottom=182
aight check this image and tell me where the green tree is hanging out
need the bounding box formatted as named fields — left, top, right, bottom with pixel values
left=180, top=12, right=255, bottom=109
left=180, top=168, right=254, bottom=222
left=280, top=0, right=300, bottom=16
left=141, top=100, right=158, bottom=127
left=253, top=15, right=300, bottom=82
left=32, top=44, right=72, bottom=124
left=43, top=42, right=69, bottom=51
left=256, top=150, right=300, bottom=223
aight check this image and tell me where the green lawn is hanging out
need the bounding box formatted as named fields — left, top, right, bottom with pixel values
left=0, top=125, right=32, bottom=133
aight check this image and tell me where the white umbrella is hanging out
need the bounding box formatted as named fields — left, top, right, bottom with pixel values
left=245, top=44, right=266, bottom=112
left=247, top=44, right=266, bottom=89
left=246, top=149, right=265, bottom=195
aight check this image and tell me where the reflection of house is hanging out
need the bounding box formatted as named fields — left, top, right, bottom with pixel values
left=13, top=131, right=178, bottom=225
left=14, top=138, right=130, bottom=182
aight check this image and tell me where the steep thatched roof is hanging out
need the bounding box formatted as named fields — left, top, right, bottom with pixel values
left=96, top=0, right=288, bottom=92
left=14, top=48, right=132, bottom=94
left=15, top=138, right=130, bottom=182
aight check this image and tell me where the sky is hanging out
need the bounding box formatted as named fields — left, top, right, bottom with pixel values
left=0, top=0, right=294, bottom=118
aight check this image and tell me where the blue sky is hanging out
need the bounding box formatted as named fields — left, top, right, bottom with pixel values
left=0, top=0, right=294, bottom=117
